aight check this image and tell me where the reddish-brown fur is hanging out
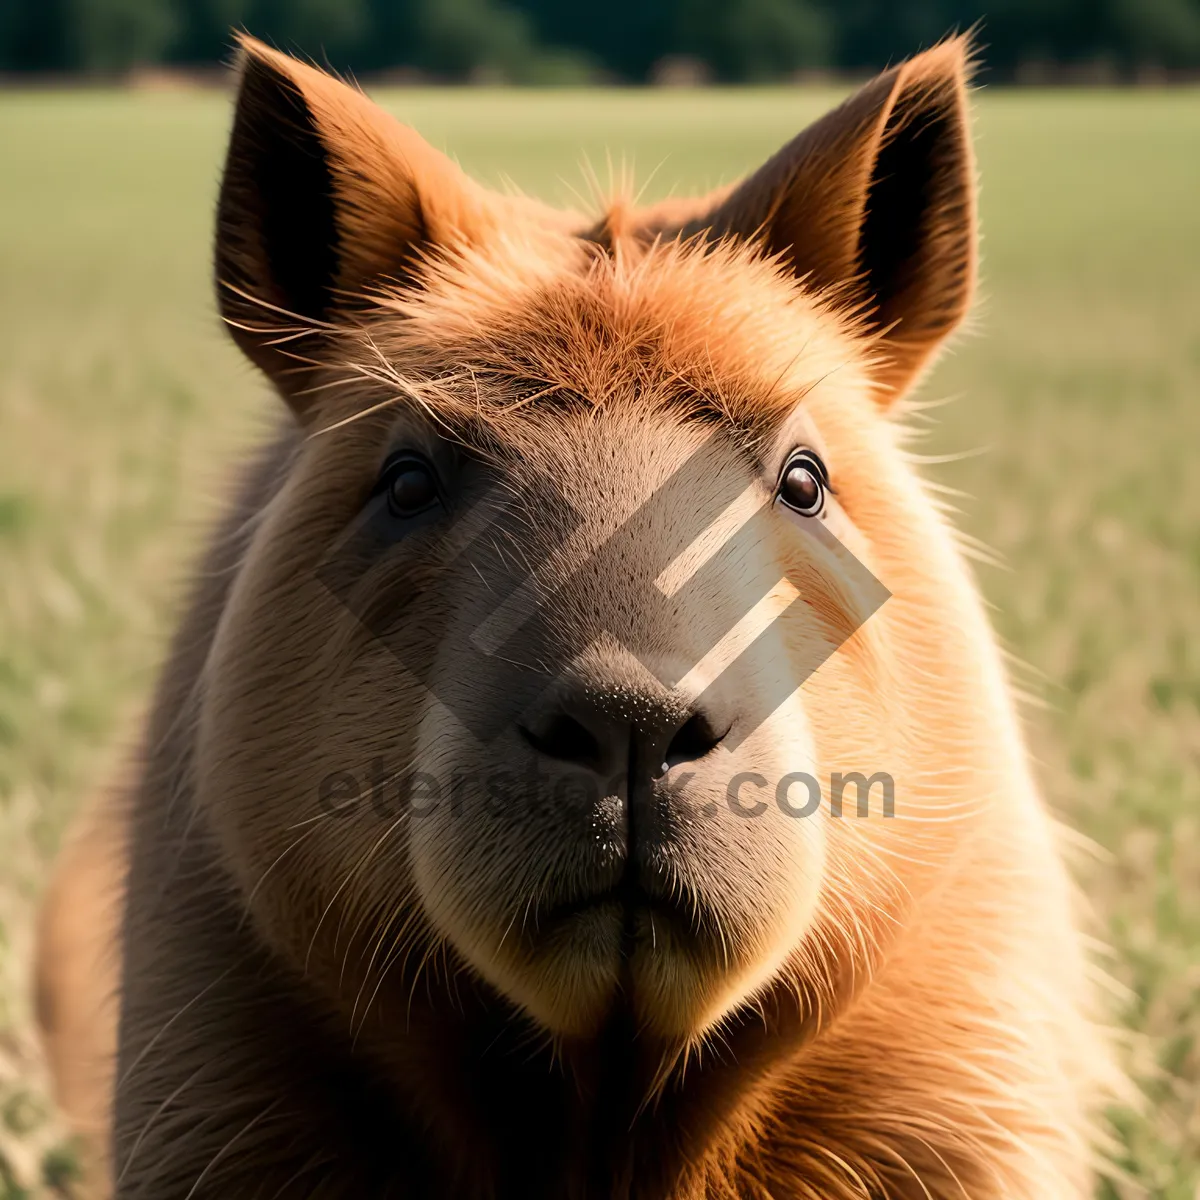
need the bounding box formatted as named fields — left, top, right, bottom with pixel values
left=36, top=35, right=1117, bottom=1198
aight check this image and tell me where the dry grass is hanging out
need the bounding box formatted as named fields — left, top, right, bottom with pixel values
left=0, top=85, right=1197, bottom=1197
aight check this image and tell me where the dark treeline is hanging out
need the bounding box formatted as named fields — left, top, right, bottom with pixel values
left=4, top=0, right=1200, bottom=80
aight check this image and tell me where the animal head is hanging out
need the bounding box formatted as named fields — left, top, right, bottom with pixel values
left=198, top=36, right=985, bottom=1049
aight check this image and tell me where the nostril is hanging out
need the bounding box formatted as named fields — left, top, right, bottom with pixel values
left=662, top=711, right=727, bottom=771
left=519, top=713, right=603, bottom=767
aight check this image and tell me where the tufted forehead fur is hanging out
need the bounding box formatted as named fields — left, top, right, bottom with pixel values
left=313, top=239, right=877, bottom=486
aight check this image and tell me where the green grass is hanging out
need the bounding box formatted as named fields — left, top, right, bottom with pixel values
left=1, top=84, right=1198, bottom=1197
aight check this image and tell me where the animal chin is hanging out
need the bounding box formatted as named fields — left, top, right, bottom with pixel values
left=481, top=879, right=754, bottom=1040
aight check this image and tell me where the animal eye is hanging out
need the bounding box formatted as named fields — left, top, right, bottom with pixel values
left=377, top=453, right=441, bottom=518
left=776, top=450, right=828, bottom=517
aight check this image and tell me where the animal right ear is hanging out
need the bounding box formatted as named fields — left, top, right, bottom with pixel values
left=633, top=38, right=977, bottom=405
left=216, top=35, right=497, bottom=409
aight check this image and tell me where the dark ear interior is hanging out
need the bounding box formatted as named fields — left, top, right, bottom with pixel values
left=217, top=55, right=339, bottom=335
left=245, top=60, right=337, bottom=322
left=861, top=73, right=974, bottom=360
left=215, top=51, right=346, bottom=394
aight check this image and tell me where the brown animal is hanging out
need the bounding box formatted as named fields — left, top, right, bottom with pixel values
left=36, top=34, right=1116, bottom=1199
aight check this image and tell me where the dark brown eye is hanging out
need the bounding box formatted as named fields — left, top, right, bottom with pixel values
left=777, top=450, right=828, bottom=517
left=380, top=454, right=440, bottom=517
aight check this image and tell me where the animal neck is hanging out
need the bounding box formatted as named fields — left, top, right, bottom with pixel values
left=340, top=961, right=824, bottom=1199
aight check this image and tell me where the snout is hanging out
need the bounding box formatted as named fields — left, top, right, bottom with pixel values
left=411, top=653, right=825, bottom=1039
left=516, top=679, right=732, bottom=917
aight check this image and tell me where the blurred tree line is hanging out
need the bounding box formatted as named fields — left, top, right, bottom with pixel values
left=3, top=0, right=1200, bottom=79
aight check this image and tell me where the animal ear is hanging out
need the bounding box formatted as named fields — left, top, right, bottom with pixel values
left=642, top=38, right=976, bottom=404
left=216, top=35, right=498, bottom=407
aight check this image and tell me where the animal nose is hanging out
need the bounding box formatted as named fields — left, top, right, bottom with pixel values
left=659, top=709, right=728, bottom=770
left=518, top=691, right=728, bottom=779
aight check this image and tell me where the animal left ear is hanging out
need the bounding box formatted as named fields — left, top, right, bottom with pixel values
left=643, top=37, right=977, bottom=404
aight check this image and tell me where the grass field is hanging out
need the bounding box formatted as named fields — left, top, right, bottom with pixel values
left=1, top=82, right=1198, bottom=1197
